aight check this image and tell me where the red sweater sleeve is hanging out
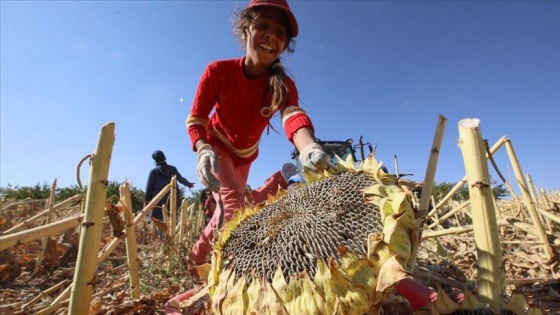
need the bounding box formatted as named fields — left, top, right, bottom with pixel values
left=281, top=78, right=315, bottom=143
left=186, top=63, right=216, bottom=151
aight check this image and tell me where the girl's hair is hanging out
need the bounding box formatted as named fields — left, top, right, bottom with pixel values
left=234, top=6, right=296, bottom=113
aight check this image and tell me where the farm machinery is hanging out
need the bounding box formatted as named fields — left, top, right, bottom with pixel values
left=248, top=136, right=375, bottom=205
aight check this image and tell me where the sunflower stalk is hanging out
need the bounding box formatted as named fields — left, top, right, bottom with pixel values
left=526, top=174, right=552, bottom=231
left=504, top=139, right=554, bottom=261
left=428, top=200, right=470, bottom=229
left=3, top=193, right=83, bottom=234
left=429, top=135, right=508, bottom=218
left=120, top=181, right=141, bottom=299
left=177, top=200, right=190, bottom=244
left=409, top=114, right=447, bottom=270
left=457, top=118, right=503, bottom=313
left=31, top=178, right=57, bottom=277
left=69, top=122, right=115, bottom=315
left=167, top=176, right=178, bottom=274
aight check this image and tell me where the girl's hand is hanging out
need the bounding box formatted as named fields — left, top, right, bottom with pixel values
left=196, top=144, right=220, bottom=192
left=299, top=142, right=335, bottom=172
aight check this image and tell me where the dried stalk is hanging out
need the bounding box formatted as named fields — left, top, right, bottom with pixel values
left=458, top=118, right=502, bottom=312
left=513, top=221, right=540, bottom=238
left=162, top=204, right=169, bottom=226
left=169, top=176, right=177, bottom=238
left=3, top=194, right=83, bottom=234
left=539, top=209, right=560, bottom=225
left=198, top=206, right=204, bottom=232
left=187, top=203, right=198, bottom=240
left=422, top=225, right=474, bottom=238
left=69, top=122, right=115, bottom=315
left=504, top=139, right=554, bottom=261
left=525, top=174, right=540, bottom=208
left=177, top=200, right=190, bottom=244
left=167, top=176, right=178, bottom=274
left=133, top=185, right=171, bottom=225
left=97, top=235, right=125, bottom=262
left=428, top=200, right=470, bottom=229
left=526, top=174, right=552, bottom=232
left=539, top=188, right=551, bottom=210
left=32, top=178, right=57, bottom=277
left=429, top=135, right=508, bottom=218
left=35, top=282, right=126, bottom=315
left=120, top=181, right=140, bottom=299
left=0, top=214, right=84, bottom=250
left=21, top=279, right=70, bottom=311
left=409, top=114, right=446, bottom=270
left=39, top=219, right=126, bottom=314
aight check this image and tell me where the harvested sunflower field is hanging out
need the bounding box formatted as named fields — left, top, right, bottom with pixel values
left=1, top=153, right=559, bottom=315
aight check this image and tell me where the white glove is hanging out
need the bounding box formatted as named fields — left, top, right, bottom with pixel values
left=299, top=142, right=334, bottom=172
left=196, top=144, right=220, bottom=192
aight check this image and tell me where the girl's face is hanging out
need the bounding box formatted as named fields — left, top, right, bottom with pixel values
left=245, top=7, right=288, bottom=73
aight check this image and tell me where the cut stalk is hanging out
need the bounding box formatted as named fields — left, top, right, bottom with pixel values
left=422, top=225, right=474, bottom=238
left=458, top=118, right=503, bottom=312
left=162, top=204, right=169, bottom=226
left=21, top=279, right=70, bottom=311
left=539, top=209, right=560, bottom=225
left=167, top=175, right=178, bottom=274
left=178, top=200, right=190, bottom=244
left=3, top=194, right=83, bottom=234
left=504, top=139, right=554, bottom=260
left=539, top=188, right=551, bottom=211
left=526, top=174, right=551, bottom=231
left=513, top=221, right=541, bottom=238
left=429, top=136, right=508, bottom=218
left=133, top=185, right=171, bottom=225
left=409, top=115, right=447, bottom=270
left=69, top=122, right=115, bottom=315
left=120, top=181, right=140, bottom=299
left=0, top=214, right=84, bottom=250
left=187, top=202, right=198, bottom=240
left=97, top=235, right=124, bottom=262
left=169, top=175, right=177, bottom=238
left=31, top=178, right=57, bottom=277
left=428, top=200, right=470, bottom=229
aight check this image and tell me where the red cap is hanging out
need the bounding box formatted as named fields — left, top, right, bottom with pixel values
left=248, top=0, right=298, bottom=37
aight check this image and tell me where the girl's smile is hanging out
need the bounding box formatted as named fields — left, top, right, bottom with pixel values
left=244, top=7, right=289, bottom=79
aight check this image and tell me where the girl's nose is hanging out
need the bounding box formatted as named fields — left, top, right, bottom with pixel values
left=265, top=31, right=274, bottom=40
left=264, top=28, right=276, bottom=41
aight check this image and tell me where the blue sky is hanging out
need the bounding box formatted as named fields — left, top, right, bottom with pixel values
left=1, top=1, right=559, bottom=196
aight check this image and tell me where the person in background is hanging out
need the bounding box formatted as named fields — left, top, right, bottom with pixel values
left=145, top=150, right=195, bottom=223
left=185, top=0, right=332, bottom=268
left=199, top=188, right=216, bottom=225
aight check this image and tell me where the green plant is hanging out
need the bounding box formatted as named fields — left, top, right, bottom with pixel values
left=432, top=180, right=509, bottom=202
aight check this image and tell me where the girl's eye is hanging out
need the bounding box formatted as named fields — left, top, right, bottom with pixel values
left=255, top=23, right=267, bottom=30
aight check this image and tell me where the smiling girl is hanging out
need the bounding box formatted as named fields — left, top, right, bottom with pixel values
left=185, top=0, right=331, bottom=267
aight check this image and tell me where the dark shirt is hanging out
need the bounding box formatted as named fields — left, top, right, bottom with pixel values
left=145, top=161, right=193, bottom=208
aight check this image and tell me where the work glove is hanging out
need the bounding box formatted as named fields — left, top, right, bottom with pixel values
left=196, top=144, right=220, bottom=192
left=299, top=142, right=335, bottom=172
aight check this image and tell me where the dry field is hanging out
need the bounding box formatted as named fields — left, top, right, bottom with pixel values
left=1, top=191, right=559, bottom=315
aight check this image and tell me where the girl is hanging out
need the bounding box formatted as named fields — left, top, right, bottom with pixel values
left=168, top=1, right=438, bottom=312
left=186, top=0, right=331, bottom=267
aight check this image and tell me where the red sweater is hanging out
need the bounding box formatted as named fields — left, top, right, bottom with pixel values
left=187, top=58, right=314, bottom=165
